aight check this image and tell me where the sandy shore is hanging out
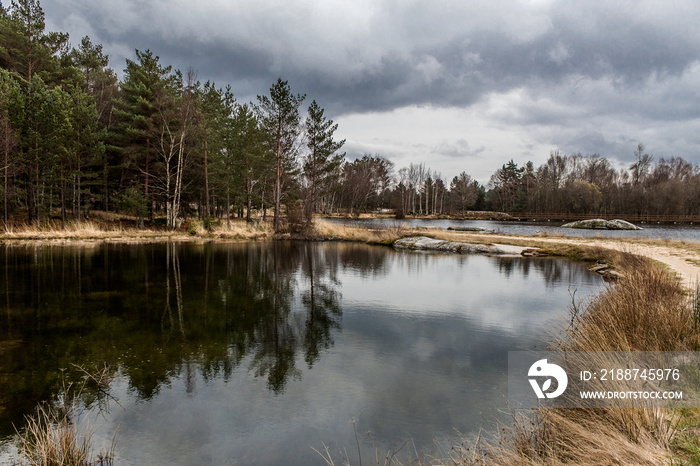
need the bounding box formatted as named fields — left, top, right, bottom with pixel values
left=487, top=234, right=700, bottom=290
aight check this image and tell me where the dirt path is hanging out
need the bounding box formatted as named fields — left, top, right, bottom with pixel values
left=489, top=234, right=700, bottom=290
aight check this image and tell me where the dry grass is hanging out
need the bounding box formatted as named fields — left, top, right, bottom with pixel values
left=453, top=255, right=698, bottom=466
left=564, top=253, right=698, bottom=352
left=0, top=218, right=275, bottom=243
left=13, top=365, right=117, bottom=466
left=1, top=220, right=167, bottom=241
left=16, top=403, right=114, bottom=466
left=310, top=219, right=411, bottom=244
left=210, top=220, right=273, bottom=239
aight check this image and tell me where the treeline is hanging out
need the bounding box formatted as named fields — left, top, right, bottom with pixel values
left=2, top=1, right=700, bottom=233
left=485, top=147, right=700, bottom=215
left=0, top=0, right=351, bottom=232
left=341, top=146, right=700, bottom=217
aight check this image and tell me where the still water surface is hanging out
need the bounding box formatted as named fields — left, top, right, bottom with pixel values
left=0, top=242, right=603, bottom=464
left=332, top=218, right=700, bottom=241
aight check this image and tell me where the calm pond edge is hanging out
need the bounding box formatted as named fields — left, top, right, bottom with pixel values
left=3, top=219, right=700, bottom=464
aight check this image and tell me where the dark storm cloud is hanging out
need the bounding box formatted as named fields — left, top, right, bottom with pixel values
left=44, top=0, right=700, bottom=115
left=41, top=0, right=700, bottom=168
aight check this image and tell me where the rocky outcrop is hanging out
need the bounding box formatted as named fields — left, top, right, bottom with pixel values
left=393, top=236, right=531, bottom=256
left=446, top=226, right=495, bottom=233
left=588, top=262, right=623, bottom=281
left=561, top=219, right=642, bottom=230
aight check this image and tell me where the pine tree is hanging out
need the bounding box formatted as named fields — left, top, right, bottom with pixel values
left=198, top=80, right=228, bottom=217
left=232, top=103, right=266, bottom=223
left=20, top=76, right=70, bottom=223
left=69, top=36, right=118, bottom=210
left=303, top=100, right=344, bottom=223
left=212, top=85, right=236, bottom=226
left=0, top=69, right=22, bottom=227
left=111, top=49, right=175, bottom=219
left=256, top=78, right=305, bottom=232
left=0, top=0, right=68, bottom=84
left=62, top=84, right=101, bottom=224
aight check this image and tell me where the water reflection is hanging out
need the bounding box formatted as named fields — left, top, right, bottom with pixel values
left=331, top=217, right=700, bottom=241
left=0, top=242, right=602, bottom=464
left=0, top=242, right=348, bottom=428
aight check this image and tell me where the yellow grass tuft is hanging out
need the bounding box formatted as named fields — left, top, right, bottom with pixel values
left=14, top=365, right=117, bottom=466
left=210, top=219, right=273, bottom=239
left=311, top=218, right=412, bottom=244
left=17, top=403, right=99, bottom=466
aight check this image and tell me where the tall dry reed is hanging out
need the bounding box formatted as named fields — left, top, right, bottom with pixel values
left=13, top=365, right=117, bottom=466
left=461, top=253, right=696, bottom=465
left=16, top=403, right=114, bottom=466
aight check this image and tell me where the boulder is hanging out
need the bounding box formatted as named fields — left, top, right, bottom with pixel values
left=393, top=236, right=533, bottom=256
left=561, top=219, right=642, bottom=230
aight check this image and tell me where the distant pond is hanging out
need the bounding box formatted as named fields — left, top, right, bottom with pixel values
left=0, top=241, right=603, bottom=465
left=331, top=218, right=700, bottom=241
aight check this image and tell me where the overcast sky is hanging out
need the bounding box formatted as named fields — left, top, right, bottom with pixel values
left=43, top=0, right=700, bottom=183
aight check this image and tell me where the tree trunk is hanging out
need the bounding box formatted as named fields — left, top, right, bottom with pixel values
left=34, top=141, right=39, bottom=225
left=77, top=155, right=82, bottom=226
left=226, top=162, right=231, bottom=228
left=274, top=125, right=282, bottom=233
left=103, top=151, right=109, bottom=212
left=3, top=121, right=8, bottom=230
left=204, top=133, right=210, bottom=217
left=145, top=137, right=152, bottom=220
left=60, top=168, right=66, bottom=227
left=246, top=177, right=252, bottom=223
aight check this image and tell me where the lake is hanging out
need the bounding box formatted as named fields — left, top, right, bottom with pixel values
left=0, top=241, right=603, bottom=464
left=331, top=218, right=700, bottom=241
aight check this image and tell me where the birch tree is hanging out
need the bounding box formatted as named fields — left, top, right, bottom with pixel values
left=152, top=70, right=197, bottom=229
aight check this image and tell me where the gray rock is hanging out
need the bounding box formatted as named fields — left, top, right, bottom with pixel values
left=561, top=219, right=642, bottom=230
left=521, top=249, right=549, bottom=257
left=446, top=226, right=495, bottom=233
left=393, top=236, right=531, bottom=256
left=589, top=263, right=610, bottom=273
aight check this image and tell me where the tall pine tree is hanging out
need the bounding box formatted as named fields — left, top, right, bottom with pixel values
left=256, top=78, right=304, bottom=233
left=303, top=100, right=344, bottom=223
left=111, top=49, right=174, bottom=219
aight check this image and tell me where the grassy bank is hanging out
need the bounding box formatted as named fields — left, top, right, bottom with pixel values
left=0, top=219, right=273, bottom=243
left=455, top=252, right=700, bottom=466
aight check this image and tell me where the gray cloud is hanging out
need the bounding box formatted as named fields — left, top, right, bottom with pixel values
left=45, top=1, right=700, bottom=108
left=42, top=0, right=700, bottom=173
left=432, top=139, right=485, bottom=158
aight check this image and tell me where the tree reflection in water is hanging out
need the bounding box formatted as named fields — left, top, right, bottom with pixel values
left=0, top=241, right=358, bottom=434
left=0, top=240, right=595, bottom=450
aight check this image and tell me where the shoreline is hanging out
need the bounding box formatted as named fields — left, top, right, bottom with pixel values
left=2, top=220, right=699, bottom=289
left=2, top=220, right=700, bottom=464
